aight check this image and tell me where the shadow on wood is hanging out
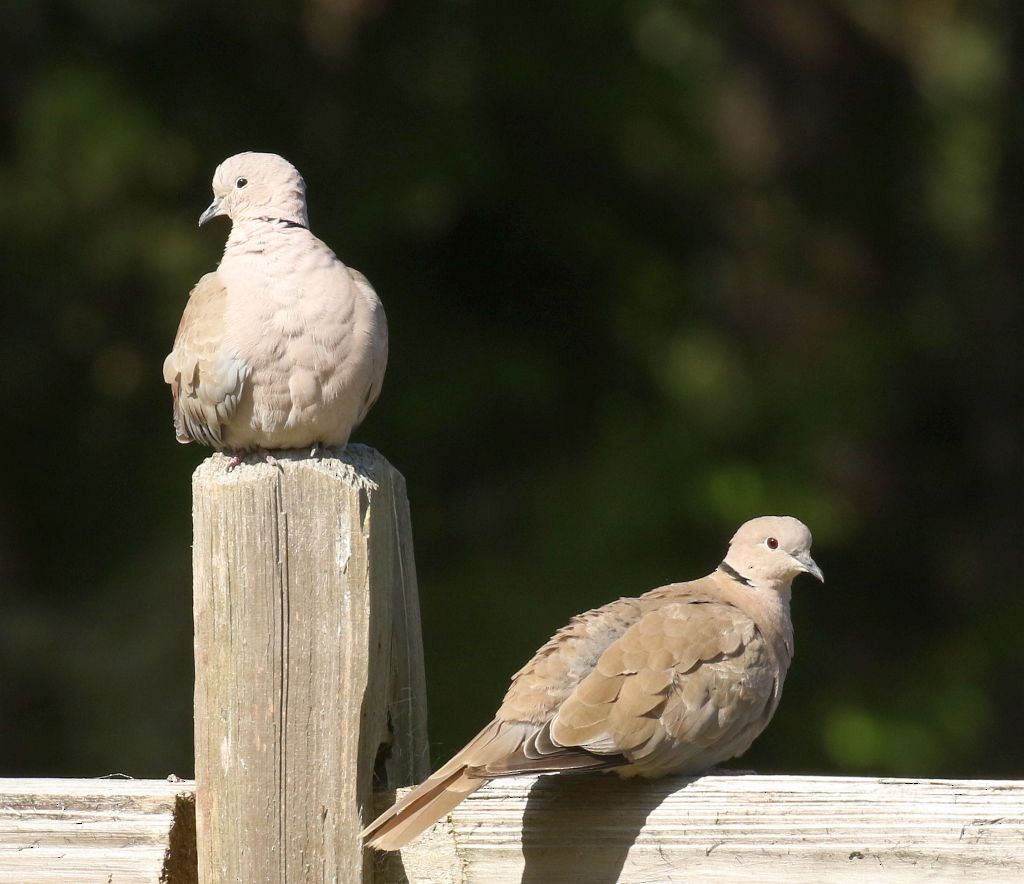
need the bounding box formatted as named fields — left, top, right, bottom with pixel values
left=519, top=773, right=674, bottom=884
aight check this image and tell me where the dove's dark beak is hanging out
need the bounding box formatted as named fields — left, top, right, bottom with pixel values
left=199, top=197, right=224, bottom=227
left=794, top=552, right=824, bottom=583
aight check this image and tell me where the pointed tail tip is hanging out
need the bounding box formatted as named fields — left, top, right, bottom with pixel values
left=361, top=807, right=410, bottom=852
left=360, top=818, right=389, bottom=851
left=361, top=831, right=386, bottom=852
left=361, top=824, right=405, bottom=853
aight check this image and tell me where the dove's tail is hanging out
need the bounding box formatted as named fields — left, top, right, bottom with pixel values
left=363, top=717, right=624, bottom=851
left=361, top=720, right=508, bottom=851
left=362, top=718, right=526, bottom=851
left=361, top=764, right=487, bottom=851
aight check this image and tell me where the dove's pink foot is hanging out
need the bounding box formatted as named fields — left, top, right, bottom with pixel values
left=261, top=450, right=280, bottom=468
left=224, top=451, right=278, bottom=471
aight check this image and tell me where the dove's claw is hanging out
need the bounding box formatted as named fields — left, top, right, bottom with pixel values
left=261, top=451, right=282, bottom=469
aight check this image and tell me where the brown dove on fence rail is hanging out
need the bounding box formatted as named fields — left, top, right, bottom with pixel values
left=363, top=515, right=822, bottom=851
left=163, top=152, right=387, bottom=462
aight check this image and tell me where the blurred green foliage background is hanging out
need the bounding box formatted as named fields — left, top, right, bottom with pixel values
left=0, top=0, right=1020, bottom=780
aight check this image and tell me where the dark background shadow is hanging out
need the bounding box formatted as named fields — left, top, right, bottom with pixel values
left=0, top=1, right=1021, bottom=781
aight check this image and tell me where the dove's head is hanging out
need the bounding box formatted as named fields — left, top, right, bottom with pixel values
left=722, top=516, right=823, bottom=588
left=200, top=152, right=309, bottom=228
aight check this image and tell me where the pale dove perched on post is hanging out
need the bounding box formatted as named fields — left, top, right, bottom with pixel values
left=363, top=515, right=822, bottom=851
left=162, top=152, right=387, bottom=461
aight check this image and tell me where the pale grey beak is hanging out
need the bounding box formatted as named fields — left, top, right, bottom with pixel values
left=794, top=552, right=824, bottom=583
left=198, top=197, right=224, bottom=227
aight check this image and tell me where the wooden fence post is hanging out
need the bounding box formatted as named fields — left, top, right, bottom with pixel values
left=191, top=445, right=429, bottom=883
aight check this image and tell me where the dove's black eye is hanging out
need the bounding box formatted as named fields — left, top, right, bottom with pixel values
left=235, top=177, right=248, bottom=189
left=766, top=537, right=779, bottom=550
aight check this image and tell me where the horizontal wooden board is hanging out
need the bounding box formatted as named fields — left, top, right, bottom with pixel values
left=377, top=772, right=1024, bottom=883
left=6, top=774, right=1022, bottom=882
left=0, top=778, right=196, bottom=884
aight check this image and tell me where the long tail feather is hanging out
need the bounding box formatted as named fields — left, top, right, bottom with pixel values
left=362, top=766, right=487, bottom=850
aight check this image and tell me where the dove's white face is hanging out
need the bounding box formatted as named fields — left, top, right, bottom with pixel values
left=723, top=515, right=823, bottom=587
left=200, top=152, right=309, bottom=228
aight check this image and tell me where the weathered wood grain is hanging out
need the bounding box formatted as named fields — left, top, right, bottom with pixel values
left=0, top=777, right=196, bottom=883
left=377, top=772, right=1024, bottom=883
left=6, top=774, right=1021, bottom=882
left=193, top=445, right=429, bottom=883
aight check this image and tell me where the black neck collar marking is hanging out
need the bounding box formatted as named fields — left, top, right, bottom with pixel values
left=718, top=561, right=754, bottom=587
left=258, top=216, right=308, bottom=229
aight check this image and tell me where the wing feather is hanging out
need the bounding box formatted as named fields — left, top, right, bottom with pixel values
left=162, top=272, right=249, bottom=448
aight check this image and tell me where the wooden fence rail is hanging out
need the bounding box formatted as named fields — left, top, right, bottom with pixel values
left=373, top=771, right=1024, bottom=882
left=0, top=778, right=196, bottom=883
left=4, top=773, right=1023, bottom=882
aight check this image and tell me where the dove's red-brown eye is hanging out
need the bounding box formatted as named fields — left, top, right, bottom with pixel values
left=235, top=177, right=248, bottom=188
left=766, top=537, right=779, bottom=549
